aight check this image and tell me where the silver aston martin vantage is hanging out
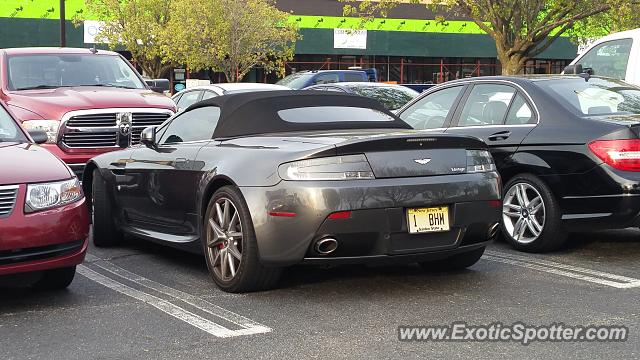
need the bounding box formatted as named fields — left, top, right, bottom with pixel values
left=85, top=91, right=501, bottom=292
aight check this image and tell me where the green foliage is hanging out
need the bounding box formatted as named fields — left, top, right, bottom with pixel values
left=78, top=0, right=299, bottom=81
left=166, top=0, right=299, bottom=82
left=342, top=0, right=640, bottom=74
left=78, top=0, right=174, bottom=78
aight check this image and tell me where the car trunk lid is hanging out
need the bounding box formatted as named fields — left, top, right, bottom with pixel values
left=326, top=132, right=488, bottom=178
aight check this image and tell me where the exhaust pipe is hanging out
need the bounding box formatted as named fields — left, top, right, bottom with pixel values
left=314, top=238, right=338, bottom=255
left=488, top=222, right=500, bottom=239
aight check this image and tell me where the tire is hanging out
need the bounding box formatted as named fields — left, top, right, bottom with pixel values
left=202, top=186, right=282, bottom=293
left=418, top=247, right=485, bottom=271
left=32, top=266, right=76, bottom=290
left=501, top=173, right=567, bottom=252
left=92, top=169, right=123, bottom=247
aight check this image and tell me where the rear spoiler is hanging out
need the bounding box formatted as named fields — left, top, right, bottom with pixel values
left=312, top=133, right=488, bottom=158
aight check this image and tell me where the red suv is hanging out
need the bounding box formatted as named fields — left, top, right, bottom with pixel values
left=0, top=47, right=175, bottom=177
left=0, top=102, right=89, bottom=289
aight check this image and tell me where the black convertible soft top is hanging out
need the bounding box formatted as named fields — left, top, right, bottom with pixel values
left=184, top=90, right=411, bottom=138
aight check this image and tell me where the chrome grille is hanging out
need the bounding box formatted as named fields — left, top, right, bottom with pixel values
left=132, top=113, right=171, bottom=127
left=131, top=112, right=171, bottom=145
left=62, top=132, right=118, bottom=148
left=0, top=185, right=19, bottom=218
left=61, top=109, right=172, bottom=148
left=66, top=113, right=117, bottom=128
left=131, top=129, right=143, bottom=145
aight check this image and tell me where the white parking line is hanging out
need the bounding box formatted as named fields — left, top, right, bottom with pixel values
left=90, top=260, right=271, bottom=335
left=78, top=256, right=271, bottom=337
left=484, top=250, right=640, bottom=289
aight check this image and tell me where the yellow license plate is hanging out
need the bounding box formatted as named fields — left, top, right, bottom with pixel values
left=407, top=206, right=450, bottom=234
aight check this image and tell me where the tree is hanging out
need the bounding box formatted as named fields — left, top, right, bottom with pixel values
left=79, top=0, right=174, bottom=78
left=343, top=0, right=640, bottom=75
left=167, top=0, right=299, bottom=82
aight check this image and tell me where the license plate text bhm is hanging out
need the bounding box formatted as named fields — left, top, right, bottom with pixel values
left=407, top=207, right=450, bottom=233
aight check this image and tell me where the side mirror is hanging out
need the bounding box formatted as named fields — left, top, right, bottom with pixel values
left=145, top=79, right=171, bottom=93
left=28, top=129, right=48, bottom=144
left=140, top=126, right=157, bottom=149
left=563, top=64, right=583, bottom=74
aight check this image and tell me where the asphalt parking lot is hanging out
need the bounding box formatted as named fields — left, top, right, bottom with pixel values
left=1, top=230, right=638, bottom=359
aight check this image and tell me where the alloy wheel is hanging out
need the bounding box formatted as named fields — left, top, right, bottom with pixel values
left=205, top=197, right=243, bottom=282
left=502, top=183, right=545, bottom=244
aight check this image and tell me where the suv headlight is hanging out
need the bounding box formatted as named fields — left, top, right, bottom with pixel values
left=466, top=150, right=496, bottom=173
left=278, top=154, right=375, bottom=181
left=25, top=178, right=83, bottom=212
left=21, top=120, right=60, bottom=143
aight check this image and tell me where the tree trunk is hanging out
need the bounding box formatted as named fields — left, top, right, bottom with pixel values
left=497, top=52, right=528, bottom=75
left=137, top=57, right=170, bottom=79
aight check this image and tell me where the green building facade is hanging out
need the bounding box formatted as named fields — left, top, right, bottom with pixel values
left=0, top=0, right=578, bottom=83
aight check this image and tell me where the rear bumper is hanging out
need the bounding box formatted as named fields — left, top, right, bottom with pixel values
left=241, top=173, right=501, bottom=266
left=301, top=242, right=489, bottom=265
left=0, top=188, right=90, bottom=275
left=552, top=165, right=640, bottom=231
left=560, top=194, right=640, bottom=231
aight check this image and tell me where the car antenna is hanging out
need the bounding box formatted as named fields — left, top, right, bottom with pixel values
left=89, top=46, right=98, bottom=54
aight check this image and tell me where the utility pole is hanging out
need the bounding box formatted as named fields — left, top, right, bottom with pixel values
left=60, top=0, right=66, bottom=47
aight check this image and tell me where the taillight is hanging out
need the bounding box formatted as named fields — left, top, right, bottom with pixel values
left=466, top=150, right=496, bottom=173
left=588, top=139, right=640, bottom=171
left=327, top=211, right=351, bottom=220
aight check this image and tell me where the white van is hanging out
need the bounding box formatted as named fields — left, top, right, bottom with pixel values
left=564, top=29, right=640, bottom=85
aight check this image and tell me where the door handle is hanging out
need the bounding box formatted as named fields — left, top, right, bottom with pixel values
left=487, top=131, right=511, bottom=141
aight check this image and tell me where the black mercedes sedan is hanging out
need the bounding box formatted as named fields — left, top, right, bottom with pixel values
left=84, top=91, right=501, bottom=292
left=397, top=75, right=640, bottom=253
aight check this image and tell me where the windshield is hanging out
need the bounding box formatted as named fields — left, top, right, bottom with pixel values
left=537, top=78, right=640, bottom=116
left=0, top=106, right=27, bottom=143
left=276, top=72, right=314, bottom=89
left=7, top=54, right=146, bottom=91
left=574, top=38, right=632, bottom=80
left=345, top=85, right=419, bottom=110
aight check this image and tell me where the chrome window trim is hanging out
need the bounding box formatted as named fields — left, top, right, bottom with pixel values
left=399, top=79, right=541, bottom=126
left=449, top=124, right=537, bottom=130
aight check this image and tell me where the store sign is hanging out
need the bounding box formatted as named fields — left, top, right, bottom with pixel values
left=84, top=20, right=108, bottom=44
left=334, top=29, right=367, bottom=49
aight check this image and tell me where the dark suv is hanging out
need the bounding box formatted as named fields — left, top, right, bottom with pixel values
left=277, top=70, right=372, bottom=89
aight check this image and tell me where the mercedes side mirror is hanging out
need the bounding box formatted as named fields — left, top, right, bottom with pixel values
left=28, top=129, right=48, bottom=144
left=140, top=126, right=157, bottom=149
